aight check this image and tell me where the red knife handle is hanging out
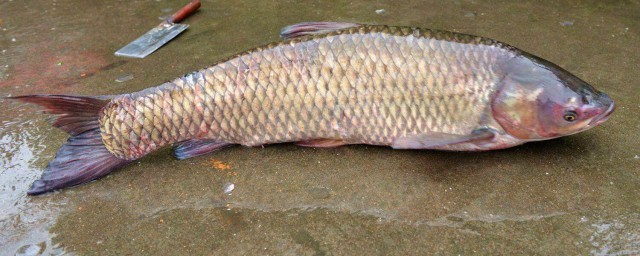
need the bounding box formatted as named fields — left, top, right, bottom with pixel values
left=168, top=0, right=201, bottom=23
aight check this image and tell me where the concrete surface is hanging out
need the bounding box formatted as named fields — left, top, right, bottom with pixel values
left=1, top=0, right=638, bottom=255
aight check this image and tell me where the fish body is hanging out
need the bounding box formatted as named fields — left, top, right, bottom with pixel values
left=103, top=24, right=519, bottom=160
left=11, top=22, right=614, bottom=195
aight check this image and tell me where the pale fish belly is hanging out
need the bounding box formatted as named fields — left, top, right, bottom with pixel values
left=99, top=26, right=516, bottom=160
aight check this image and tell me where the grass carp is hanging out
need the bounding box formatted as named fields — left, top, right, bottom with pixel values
left=10, top=22, right=615, bottom=195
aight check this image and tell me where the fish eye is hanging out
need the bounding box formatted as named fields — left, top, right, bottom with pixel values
left=563, top=111, right=578, bottom=122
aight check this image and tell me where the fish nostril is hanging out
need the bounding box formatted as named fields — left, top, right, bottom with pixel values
left=598, top=92, right=613, bottom=106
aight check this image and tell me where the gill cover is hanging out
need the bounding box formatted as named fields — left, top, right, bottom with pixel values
left=492, top=55, right=614, bottom=140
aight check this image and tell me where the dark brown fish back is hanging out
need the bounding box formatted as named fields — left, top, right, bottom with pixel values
left=211, top=25, right=517, bottom=69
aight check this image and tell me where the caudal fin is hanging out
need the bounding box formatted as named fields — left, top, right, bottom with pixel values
left=8, top=95, right=131, bottom=195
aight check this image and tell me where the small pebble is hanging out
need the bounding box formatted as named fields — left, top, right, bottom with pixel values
left=223, top=182, right=235, bottom=194
left=464, top=11, right=477, bottom=18
left=560, top=20, right=574, bottom=26
left=15, top=243, right=43, bottom=256
left=375, top=9, right=386, bottom=15
left=308, top=187, right=331, bottom=199
left=11, top=37, right=16, bottom=42
left=634, top=155, right=639, bottom=159
left=115, top=74, right=134, bottom=83
left=446, top=215, right=464, bottom=222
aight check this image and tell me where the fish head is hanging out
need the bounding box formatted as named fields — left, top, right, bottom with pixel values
left=492, top=55, right=615, bottom=141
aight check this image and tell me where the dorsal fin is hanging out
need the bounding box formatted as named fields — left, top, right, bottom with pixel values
left=280, top=22, right=360, bottom=39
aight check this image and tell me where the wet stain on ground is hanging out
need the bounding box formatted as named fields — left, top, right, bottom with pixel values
left=0, top=43, right=109, bottom=90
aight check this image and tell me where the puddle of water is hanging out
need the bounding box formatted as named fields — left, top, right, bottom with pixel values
left=0, top=111, right=66, bottom=254
left=589, top=215, right=640, bottom=256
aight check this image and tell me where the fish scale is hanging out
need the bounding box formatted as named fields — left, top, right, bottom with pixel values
left=99, top=25, right=513, bottom=160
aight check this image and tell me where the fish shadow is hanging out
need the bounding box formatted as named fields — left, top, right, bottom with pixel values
left=391, top=135, right=601, bottom=182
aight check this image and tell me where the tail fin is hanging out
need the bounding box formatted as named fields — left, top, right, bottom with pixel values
left=9, top=95, right=110, bottom=135
left=8, top=95, right=131, bottom=195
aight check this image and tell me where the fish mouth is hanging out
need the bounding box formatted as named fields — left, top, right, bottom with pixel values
left=589, top=101, right=615, bottom=126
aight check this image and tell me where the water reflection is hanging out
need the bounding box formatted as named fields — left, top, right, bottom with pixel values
left=0, top=112, right=64, bottom=254
left=589, top=215, right=640, bottom=256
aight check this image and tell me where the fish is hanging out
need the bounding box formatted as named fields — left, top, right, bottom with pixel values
left=8, top=22, right=615, bottom=195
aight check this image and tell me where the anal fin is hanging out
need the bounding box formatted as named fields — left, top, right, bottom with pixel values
left=295, top=139, right=347, bottom=148
left=392, top=128, right=496, bottom=149
left=173, top=139, right=232, bottom=160
left=280, top=22, right=360, bottom=39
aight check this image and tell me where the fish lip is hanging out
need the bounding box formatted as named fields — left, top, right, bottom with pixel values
left=589, top=101, right=615, bottom=126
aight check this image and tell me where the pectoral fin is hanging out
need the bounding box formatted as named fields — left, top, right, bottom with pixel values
left=173, top=139, right=232, bottom=160
left=391, top=128, right=496, bottom=149
left=295, top=139, right=347, bottom=148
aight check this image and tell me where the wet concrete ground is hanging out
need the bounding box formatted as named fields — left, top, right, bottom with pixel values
left=1, top=0, right=639, bottom=255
